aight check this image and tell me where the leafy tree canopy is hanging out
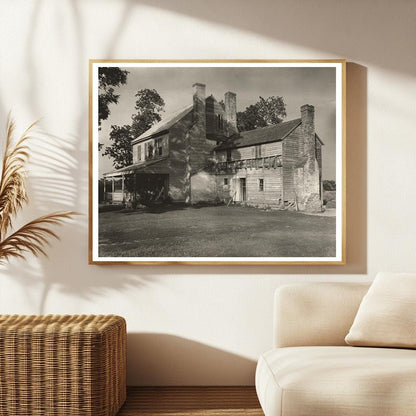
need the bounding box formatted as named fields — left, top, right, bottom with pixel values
left=104, top=89, right=165, bottom=169
left=98, top=67, right=129, bottom=126
left=103, top=125, right=134, bottom=169
left=237, top=96, right=286, bottom=132
left=237, top=104, right=268, bottom=132
left=131, top=89, right=165, bottom=138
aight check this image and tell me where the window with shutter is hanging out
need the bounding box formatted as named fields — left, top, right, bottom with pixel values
left=155, top=138, right=163, bottom=156
left=148, top=142, right=154, bottom=159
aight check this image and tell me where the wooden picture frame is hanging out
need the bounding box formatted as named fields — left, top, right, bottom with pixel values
left=89, top=60, right=346, bottom=265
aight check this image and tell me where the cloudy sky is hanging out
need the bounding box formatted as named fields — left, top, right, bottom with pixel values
left=99, top=65, right=337, bottom=179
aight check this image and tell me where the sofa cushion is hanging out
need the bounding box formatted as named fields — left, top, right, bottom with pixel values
left=345, top=272, right=416, bottom=348
left=256, top=346, right=416, bottom=416
left=274, top=283, right=370, bottom=348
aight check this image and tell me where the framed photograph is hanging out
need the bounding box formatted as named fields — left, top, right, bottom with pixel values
left=89, top=60, right=346, bottom=265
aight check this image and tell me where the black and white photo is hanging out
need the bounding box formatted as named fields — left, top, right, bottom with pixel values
left=89, top=60, right=345, bottom=264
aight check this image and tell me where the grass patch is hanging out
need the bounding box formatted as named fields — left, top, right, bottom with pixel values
left=98, top=205, right=336, bottom=258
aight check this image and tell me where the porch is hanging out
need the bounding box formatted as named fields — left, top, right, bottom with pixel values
left=102, top=173, right=169, bottom=206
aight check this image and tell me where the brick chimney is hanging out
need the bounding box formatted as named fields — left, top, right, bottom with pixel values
left=224, top=91, right=238, bottom=137
left=192, top=83, right=206, bottom=136
left=301, top=104, right=315, bottom=161
left=299, top=104, right=321, bottom=210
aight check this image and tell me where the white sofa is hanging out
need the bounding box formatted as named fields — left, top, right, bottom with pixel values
left=255, top=282, right=416, bottom=416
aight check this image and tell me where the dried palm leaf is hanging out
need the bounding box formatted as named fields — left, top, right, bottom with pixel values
left=0, top=116, right=78, bottom=263
left=0, top=211, right=77, bottom=264
left=0, top=116, right=37, bottom=239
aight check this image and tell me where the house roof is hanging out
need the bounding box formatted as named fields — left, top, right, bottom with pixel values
left=215, top=118, right=302, bottom=150
left=132, top=105, right=193, bottom=143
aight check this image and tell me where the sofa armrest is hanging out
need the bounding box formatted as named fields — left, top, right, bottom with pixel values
left=274, top=282, right=370, bottom=348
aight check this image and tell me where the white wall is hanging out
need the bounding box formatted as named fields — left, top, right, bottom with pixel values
left=0, top=0, right=415, bottom=385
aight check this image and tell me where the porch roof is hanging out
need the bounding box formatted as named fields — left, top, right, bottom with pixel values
left=103, top=157, right=167, bottom=177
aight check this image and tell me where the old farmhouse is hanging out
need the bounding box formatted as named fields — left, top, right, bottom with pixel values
left=102, top=83, right=324, bottom=211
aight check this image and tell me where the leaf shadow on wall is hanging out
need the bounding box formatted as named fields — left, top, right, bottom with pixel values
left=0, top=0, right=153, bottom=314
left=0, top=127, right=151, bottom=314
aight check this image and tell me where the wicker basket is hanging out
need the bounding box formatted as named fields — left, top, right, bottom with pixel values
left=0, top=314, right=126, bottom=416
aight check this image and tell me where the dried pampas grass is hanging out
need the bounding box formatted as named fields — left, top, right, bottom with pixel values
left=0, top=116, right=77, bottom=264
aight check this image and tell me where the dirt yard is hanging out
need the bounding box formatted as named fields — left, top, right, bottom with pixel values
left=98, top=205, right=336, bottom=258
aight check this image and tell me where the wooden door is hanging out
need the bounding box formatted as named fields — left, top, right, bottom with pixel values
left=240, top=178, right=247, bottom=202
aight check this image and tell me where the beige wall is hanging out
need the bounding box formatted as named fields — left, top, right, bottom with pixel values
left=0, top=0, right=415, bottom=386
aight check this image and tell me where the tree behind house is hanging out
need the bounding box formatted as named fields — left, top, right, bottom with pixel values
left=237, top=96, right=286, bottom=132
left=98, top=67, right=129, bottom=126
left=103, top=125, right=134, bottom=169
left=104, top=88, right=165, bottom=168
left=98, top=67, right=129, bottom=150
left=131, top=89, right=165, bottom=138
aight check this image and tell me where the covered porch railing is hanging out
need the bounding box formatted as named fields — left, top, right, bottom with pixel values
left=101, top=175, right=124, bottom=203
left=214, top=155, right=283, bottom=174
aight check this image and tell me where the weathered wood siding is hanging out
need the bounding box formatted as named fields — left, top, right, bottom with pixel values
left=264, top=141, right=282, bottom=157
left=245, top=168, right=283, bottom=206
left=217, top=141, right=283, bottom=162
left=282, top=126, right=302, bottom=201
left=232, top=146, right=253, bottom=160
left=213, top=140, right=285, bottom=206
left=214, top=169, right=283, bottom=206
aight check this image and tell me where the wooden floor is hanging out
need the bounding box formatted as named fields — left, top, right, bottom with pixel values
left=117, top=387, right=264, bottom=416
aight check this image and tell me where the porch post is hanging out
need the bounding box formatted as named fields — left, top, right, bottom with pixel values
left=133, top=173, right=137, bottom=205
left=122, top=174, right=126, bottom=204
